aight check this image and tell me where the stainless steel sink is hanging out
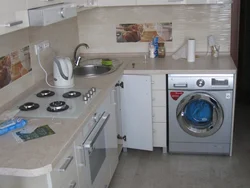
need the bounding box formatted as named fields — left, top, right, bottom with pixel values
left=73, top=58, right=121, bottom=78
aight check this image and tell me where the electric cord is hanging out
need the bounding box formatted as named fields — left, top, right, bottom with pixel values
left=36, top=50, right=56, bottom=88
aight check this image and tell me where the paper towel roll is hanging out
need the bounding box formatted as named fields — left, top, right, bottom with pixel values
left=187, top=39, right=196, bottom=63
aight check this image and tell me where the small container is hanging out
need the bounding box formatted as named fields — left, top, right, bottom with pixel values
left=153, top=37, right=159, bottom=57
left=158, top=43, right=165, bottom=58
left=149, top=45, right=155, bottom=58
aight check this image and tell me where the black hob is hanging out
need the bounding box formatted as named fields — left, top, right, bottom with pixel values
left=36, top=90, right=55, bottom=98
left=47, top=101, right=69, bottom=112
left=19, top=102, right=40, bottom=111
left=63, top=91, right=81, bottom=98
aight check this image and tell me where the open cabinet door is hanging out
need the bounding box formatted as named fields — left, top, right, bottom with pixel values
left=120, top=75, right=153, bottom=151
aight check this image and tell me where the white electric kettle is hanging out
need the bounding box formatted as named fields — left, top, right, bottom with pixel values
left=53, top=57, right=74, bottom=88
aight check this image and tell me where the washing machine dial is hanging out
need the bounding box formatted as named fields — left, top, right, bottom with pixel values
left=196, top=79, right=205, bottom=87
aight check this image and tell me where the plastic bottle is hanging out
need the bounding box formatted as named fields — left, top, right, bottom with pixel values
left=149, top=45, right=155, bottom=58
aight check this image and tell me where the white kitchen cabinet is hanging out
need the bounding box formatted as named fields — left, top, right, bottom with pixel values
left=153, top=123, right=167, bottom=147
left=152, top=75, right=166, bottom=90
left=67, top=0, right=98, bottom=9
left=98, top=0, right=136, bottom=6
left=105, top=88, right=119, bottom=180
left=26, top=0, right=64, bottom=9
left=0, top=0, right=29, bottom=35
left=152, top=107, right=166, bottom=123
left=151, top=74, right=167, bottom=152
left=74, top=132, right=89, bottom=188
left=137, top=0, right=185, bottom=6
left=121, top=75, right=153, bottom=151
left=51, top=144, right=78, bottom=188
left=186, top=0, right=218, bottom=4
left=114, top=80, right=124, bottom=155
left=152, top=91, right=167, bottom=107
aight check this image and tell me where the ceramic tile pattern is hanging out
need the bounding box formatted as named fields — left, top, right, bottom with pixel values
left=109, top=104, right=250, bottom=188
left=78, top=5, right=231, bottom=53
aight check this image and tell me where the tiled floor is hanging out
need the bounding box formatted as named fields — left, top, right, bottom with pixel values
left=109, top=104, right=250, bottom=188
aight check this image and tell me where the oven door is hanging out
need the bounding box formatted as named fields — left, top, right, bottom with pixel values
left=83, top=112, right=110, bottom=186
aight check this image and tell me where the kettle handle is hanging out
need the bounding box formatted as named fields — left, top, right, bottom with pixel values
left=64, top=57, right=73, bottom=80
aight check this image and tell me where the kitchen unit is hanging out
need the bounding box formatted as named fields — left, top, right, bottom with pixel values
left=0, top=0, right=29, bottom=35
left=26, top=0, right=64, bottom=9
left=120, top=74, right=167, bottom=153
left=0, top=55, right=237, bottom=188
left=98, top=0, right=136, bottom=6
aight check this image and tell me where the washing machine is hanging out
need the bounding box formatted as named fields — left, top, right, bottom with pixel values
left=168, top=74, right=235, bottom=155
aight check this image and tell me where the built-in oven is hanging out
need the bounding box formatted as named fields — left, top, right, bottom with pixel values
left=82, top=112, right=110, bottom=186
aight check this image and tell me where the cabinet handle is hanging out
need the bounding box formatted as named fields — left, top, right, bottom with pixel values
left=69, top=181, right=77, bottom=188
left=76, top=146, right=86, bottom=166
left=43, top=0, right=54, bottom=1
left=58, top=156, right=73, bottom=172
left=151, top=81, right=155, bottom=84
left=112, top=89, right=117, bottom=105
left=0, top=20, right=23, bottom=27
left=60, top=8, right=65, bottom=18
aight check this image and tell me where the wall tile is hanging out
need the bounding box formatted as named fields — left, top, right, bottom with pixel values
left=78, top=5, right=231, bottom=53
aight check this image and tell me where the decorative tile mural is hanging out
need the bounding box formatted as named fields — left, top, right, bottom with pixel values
left=0, top=46, right=31, bottom=89
left=116, top=23, right=172, bottom=43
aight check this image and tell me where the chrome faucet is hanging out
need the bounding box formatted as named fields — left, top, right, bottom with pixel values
left=74, top=43, right=89, bottom=66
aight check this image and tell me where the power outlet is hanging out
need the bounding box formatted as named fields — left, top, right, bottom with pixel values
left=34, top=40, right=50, bottom=55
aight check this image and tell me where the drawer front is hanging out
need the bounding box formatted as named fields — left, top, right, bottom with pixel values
left=27, top=0, right=64, bottom=9
left=152, top=91, right=166, bottom=107
left=152, top=75, right=166, bottom=90
left=51, top=146, right=77, bottom=188
left=153, top=107, right=166, bottom=123
left=153, top=123, right=167, bottom=147
left=0, top=11, right=29, bottom=35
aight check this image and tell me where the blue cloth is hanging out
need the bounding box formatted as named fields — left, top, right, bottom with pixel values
left=184, top=100, right=213, bottom=126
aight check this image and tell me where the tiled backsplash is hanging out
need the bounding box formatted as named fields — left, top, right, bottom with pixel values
left=78, top=5, right=231, bottom=53
left=0, top=18, right=79, bottom=107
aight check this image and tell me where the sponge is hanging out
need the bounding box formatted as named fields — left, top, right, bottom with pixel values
left=102, top=59, right=113, bottom=66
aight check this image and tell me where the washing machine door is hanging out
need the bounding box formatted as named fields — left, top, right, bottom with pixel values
left=176, top=92, right=224, bottom=137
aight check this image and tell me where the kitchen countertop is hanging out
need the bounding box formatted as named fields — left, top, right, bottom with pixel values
left=0, top=54, right=237, bottom=177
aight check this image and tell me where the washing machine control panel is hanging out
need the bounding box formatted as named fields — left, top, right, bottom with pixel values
left=196, top=79, right=205, bottom=87
left=168, top=74, right=234, bottom=90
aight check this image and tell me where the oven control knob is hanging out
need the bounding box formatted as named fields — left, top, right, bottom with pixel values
left=88, top=90, right=93, bottom=95
left=196, top=79, right=205, bottom=87
left=91, top=87, right=96, bottom=92
left=86, top=93, right=91, bottom=98
left=83, top=95, right=88, bottom=101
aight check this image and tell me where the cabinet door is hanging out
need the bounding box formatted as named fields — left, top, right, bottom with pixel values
left=98, top=0, right=136, bottom=6
left=121, top=75, right=153, bottom=151
left=74, top=132, right=90, bottom=188
left=26, top=0, right=64, bottom=9
left=0, top=0, right=29, bottom=35
left=186, top=0, right=216, bottom=4
left=115, top=80, right=124, bottom=155
left=103, top=89, right=119, bottom=180
left=137, top=0, right=185, bottom=5
left=67, top=0, right=98, bottom=8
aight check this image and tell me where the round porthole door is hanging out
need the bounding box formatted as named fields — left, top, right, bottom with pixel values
left=176, top=92, right=224, bottom=137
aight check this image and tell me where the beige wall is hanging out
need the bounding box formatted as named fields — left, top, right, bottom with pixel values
left=78, top=5, right=231, bottom=53
left=0, top=17, right=79, bottom=107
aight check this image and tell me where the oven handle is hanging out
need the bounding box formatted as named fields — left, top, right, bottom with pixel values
left=83, top=112, right=110, bottom=149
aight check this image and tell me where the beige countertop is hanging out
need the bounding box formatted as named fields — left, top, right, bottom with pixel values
left=0, top=54, right=237, bottom=177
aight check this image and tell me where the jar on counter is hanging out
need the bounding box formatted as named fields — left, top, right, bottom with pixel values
left=158, top=43, right=165, bottom=58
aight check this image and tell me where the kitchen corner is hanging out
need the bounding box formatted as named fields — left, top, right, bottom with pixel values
left=0, top=53, right=236, bottom=173
left=0, top=1, right=241, bottom=188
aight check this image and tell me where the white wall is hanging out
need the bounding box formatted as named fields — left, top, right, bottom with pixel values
left=78, top=5, right=231, bottom=53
